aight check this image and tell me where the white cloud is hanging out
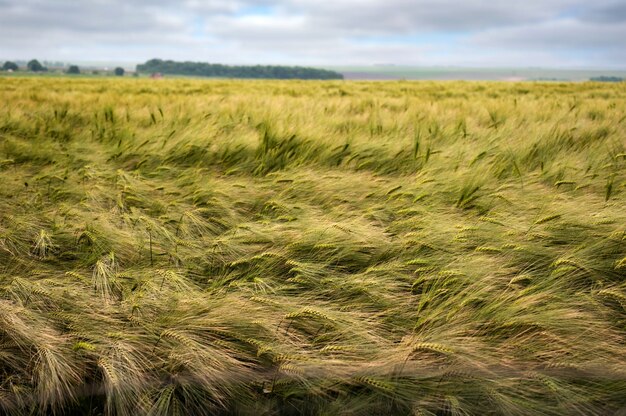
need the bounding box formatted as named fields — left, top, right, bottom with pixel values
left=0, top=0, right=624, bottom=67
left=470, top=18, right=626, bottom=49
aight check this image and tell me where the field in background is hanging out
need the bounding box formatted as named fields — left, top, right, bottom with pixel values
left=0, top=78, right=625, bottom=415
left=332, top=66, right=626, bottom=81
left=5, top=64, right=626, bottom=82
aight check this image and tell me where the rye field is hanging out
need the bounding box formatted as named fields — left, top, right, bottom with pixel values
left=0, top=77, right=625, bottom=415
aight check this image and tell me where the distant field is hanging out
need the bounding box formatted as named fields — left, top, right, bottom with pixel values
left=4, top=66, right=626, bottom=82
left=0, top=78, right=625, bottom=415
left=332, top=66, right=626, bottom=81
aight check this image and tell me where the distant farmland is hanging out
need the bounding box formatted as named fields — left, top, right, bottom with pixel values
left=334, top=66, right=626, bottom=81
left=0, top=78, right=625, bottom=415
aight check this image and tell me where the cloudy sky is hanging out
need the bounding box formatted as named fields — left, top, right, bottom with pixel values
left=1, top=0, right=625, bottom=67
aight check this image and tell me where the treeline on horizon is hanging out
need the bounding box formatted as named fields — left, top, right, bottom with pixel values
left=136, top=58, right=344, bottom=80
left=589, top=76, right=624, bottom=83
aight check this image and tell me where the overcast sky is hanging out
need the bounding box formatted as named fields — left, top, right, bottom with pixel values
left=1, top=0, right=625, bottom=68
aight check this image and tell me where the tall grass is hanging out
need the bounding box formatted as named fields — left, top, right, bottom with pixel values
left=0, top=77, right=625, bottom=415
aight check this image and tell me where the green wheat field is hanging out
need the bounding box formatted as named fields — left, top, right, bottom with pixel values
left=0, top=77, right=625, bottom=415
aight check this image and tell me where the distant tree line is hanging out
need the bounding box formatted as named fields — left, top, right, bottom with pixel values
left=1, top=59, right=51, bottom=72
left=589, top=76, right=624, bottom=83
left=2, top=60, right=127, bottom=77
left=1, top=59, right=47, bottom=72
left=136, top=59, right=344, bottom=80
